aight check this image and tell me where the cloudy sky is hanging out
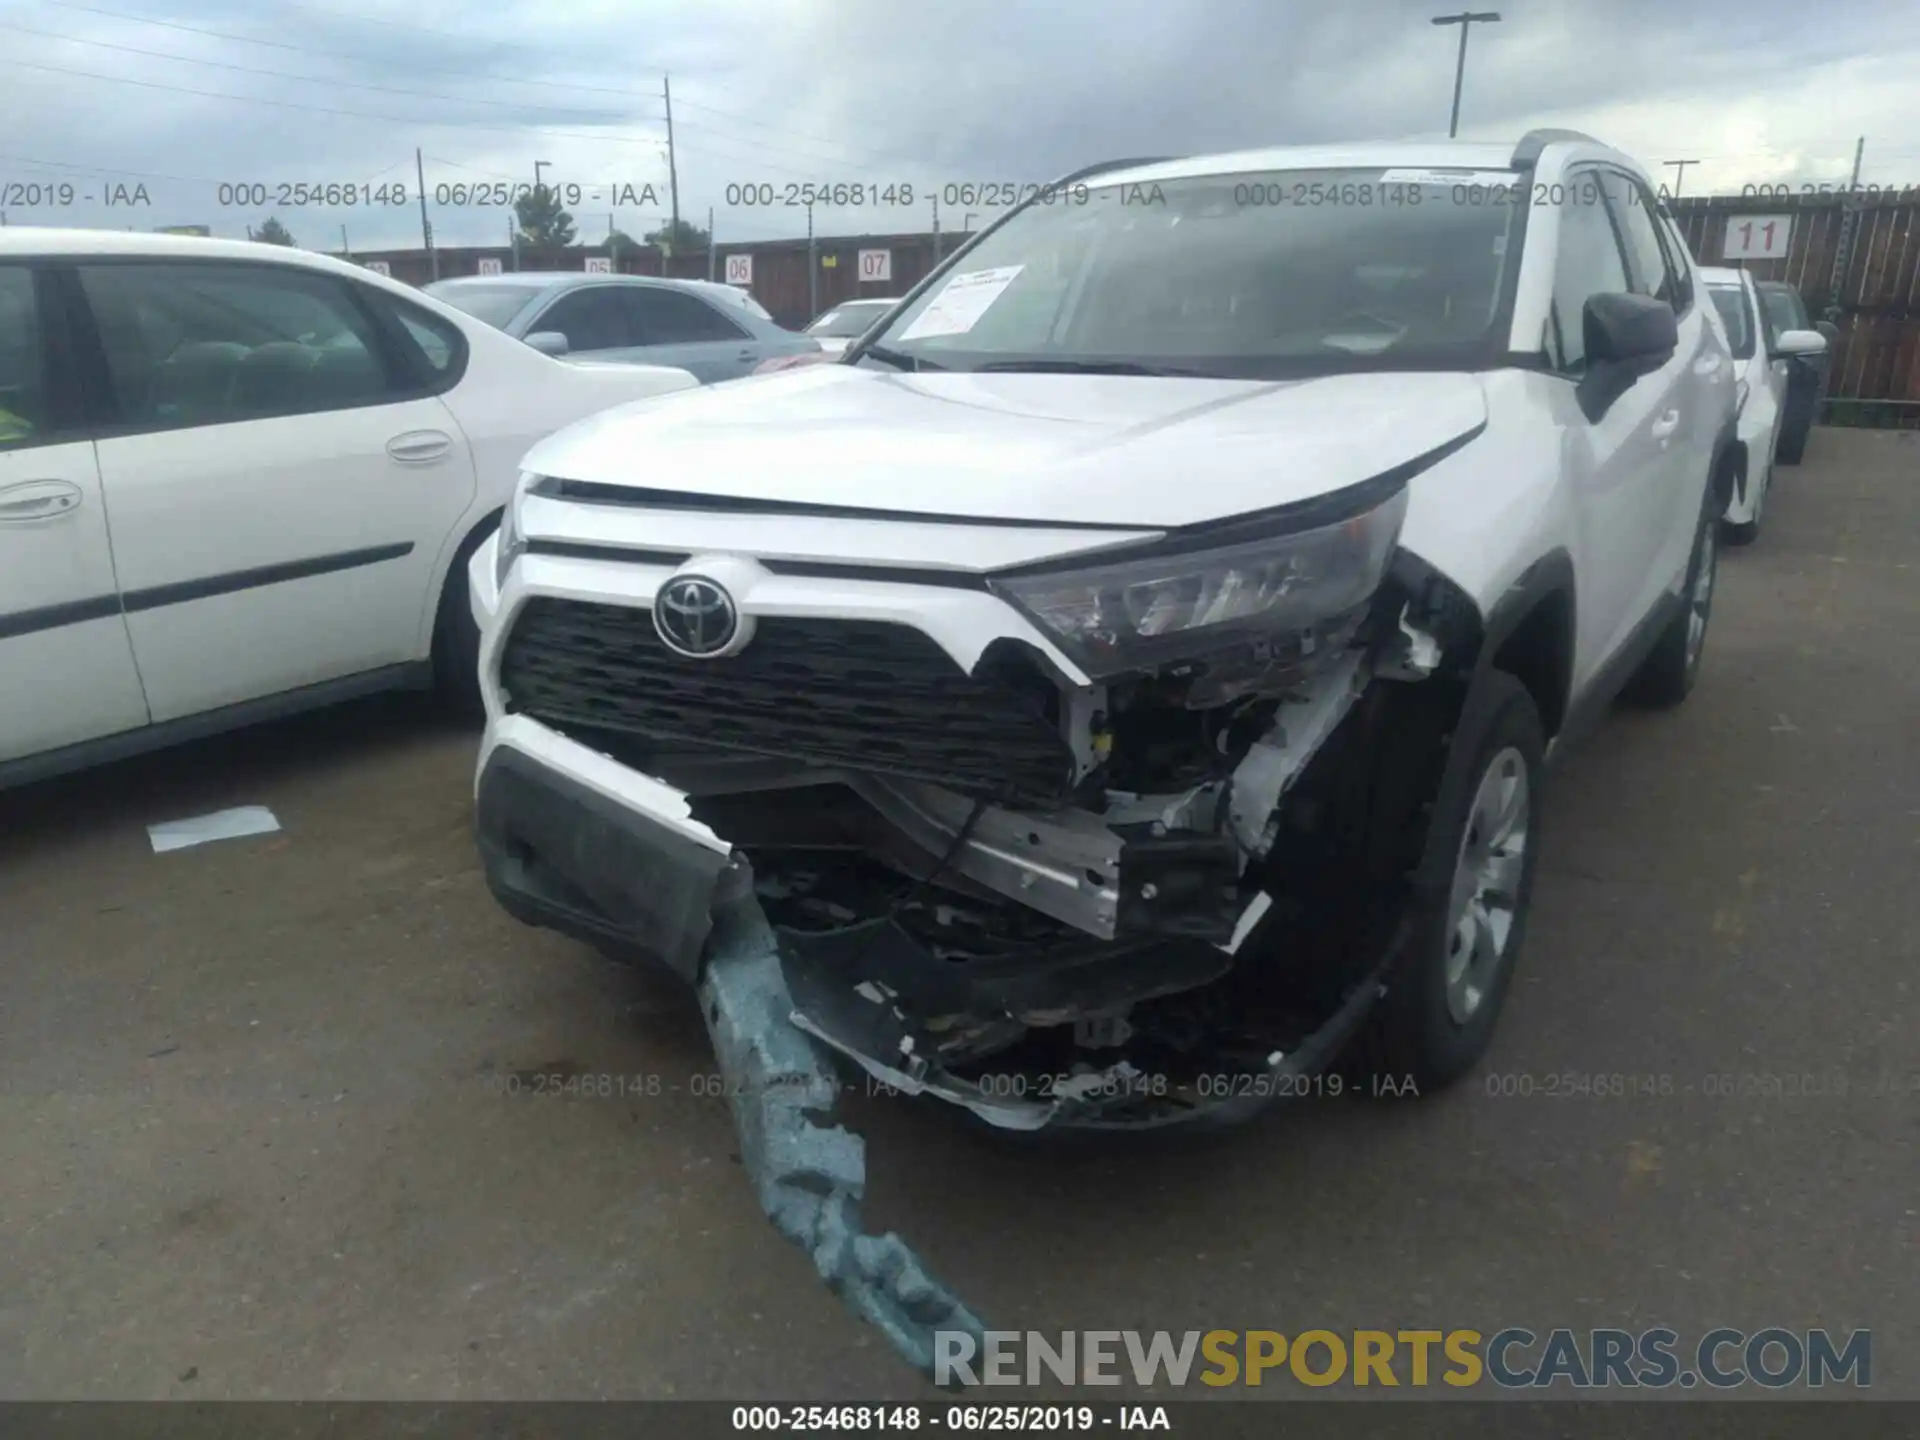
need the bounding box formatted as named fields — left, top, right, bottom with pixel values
left=3, top=0, right=1918, bottom=253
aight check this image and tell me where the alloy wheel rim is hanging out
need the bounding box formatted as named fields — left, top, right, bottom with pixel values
left=1443, top=746, right=1529, bottom=1025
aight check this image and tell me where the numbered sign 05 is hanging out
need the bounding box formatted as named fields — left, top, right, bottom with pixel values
left=1724, top=214, right=1791, bottom=261
left=857, top=248, right=892, bottom=284
left=724, top=253, right=753, bottom=286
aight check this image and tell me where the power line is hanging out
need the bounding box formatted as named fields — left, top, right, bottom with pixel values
left=40, top=0, right=667, bottom=106
left=0, top=58, right=672, bottom=150
left=0, top=20, right=658, bottom=124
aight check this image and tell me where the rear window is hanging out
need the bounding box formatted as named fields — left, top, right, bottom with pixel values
left=1708, top=285, right=1754, bottom=359
left=423, top=282, right=541, bottom=329
left=807, top=303, right=890, bottom=338
left=1760, top=285, right=1807, bottom=334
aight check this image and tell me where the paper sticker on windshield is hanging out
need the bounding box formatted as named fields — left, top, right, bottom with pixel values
left=1378, top=168, right=1520, bottom=189
left=897, top=265, right=1025, bottom=341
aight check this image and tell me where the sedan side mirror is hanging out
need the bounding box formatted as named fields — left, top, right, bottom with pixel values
left=1773, top=328, right=1829, bottom=358
left=525, top=331, right=571, bottom=357
left=1815, top=320, right=1839, bottom=344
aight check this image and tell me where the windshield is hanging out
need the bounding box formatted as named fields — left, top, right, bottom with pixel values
left=1708, top=285, right=1755, bottom=359
left=1759, top=285, right=1807, bottom=335
left=423, top=282, right=541, bottom=329
left=809, top=302, right=890, bottom=337
left=863, top=168, right=1522, bottom=377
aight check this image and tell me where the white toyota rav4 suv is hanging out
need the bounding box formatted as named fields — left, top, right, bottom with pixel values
left=468, top=132, right=1736, bottom=1366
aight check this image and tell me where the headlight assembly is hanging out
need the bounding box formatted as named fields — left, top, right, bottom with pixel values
left=494, top=474, right=530, bottom=587
left=988, top=485, right=1408, bottom=681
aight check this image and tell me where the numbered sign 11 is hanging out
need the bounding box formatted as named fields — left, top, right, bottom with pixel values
left=1723, top=215, right=1790, bottom=261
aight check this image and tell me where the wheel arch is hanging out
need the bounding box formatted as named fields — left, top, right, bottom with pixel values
left=424, top=503, right=504, bottom=656
left=1475, top=549, right=1577, bottom=741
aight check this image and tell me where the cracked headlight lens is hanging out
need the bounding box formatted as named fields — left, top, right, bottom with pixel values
left=989, top=485, right=1408, bottom=678
left=494, top=474, right=530, bottom=587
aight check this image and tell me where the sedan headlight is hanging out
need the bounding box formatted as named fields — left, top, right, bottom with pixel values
left=495, top=475, right=529, bottom=587
left=989, top=486, right=1408, bottom=680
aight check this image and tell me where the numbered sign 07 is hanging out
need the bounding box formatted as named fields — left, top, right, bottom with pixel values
left=857, top=248, right=892, bottom=284
left=1724, top=214, right=1791, bottom=261
left=724, top=253, right=753, bottom=287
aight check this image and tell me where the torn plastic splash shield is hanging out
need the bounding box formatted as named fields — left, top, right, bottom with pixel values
left=698, top=860, right=987, bottom=1381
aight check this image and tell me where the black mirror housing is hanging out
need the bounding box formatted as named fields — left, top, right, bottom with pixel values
left=1584, top=292, right=1679, bottom=373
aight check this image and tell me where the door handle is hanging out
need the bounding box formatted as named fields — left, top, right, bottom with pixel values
left=0, top=479, right=83, bottom=522
left=386, top=430, right=453, bottom=464
left=1649, top=410, right=1681, bottom=441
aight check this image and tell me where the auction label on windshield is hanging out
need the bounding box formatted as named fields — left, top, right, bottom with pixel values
left=897, top=265, right=1025, bottom=340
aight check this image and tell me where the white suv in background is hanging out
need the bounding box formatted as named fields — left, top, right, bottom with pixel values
left=467, top=132, right=1738, bottom=1372
left=1700, top=264, right=1829, bottom=543
left=0, top=230, right=696, bottom=787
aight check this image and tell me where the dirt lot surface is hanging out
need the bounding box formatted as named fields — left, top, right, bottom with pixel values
left=2, top=429, right=1915, bottom=1400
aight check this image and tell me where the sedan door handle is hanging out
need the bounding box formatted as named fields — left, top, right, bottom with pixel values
left=1649, top=410, right=1681, bottom=441
left=386, top=430, right=453, bottom=464
left=0, top=479, right=83, bottom=523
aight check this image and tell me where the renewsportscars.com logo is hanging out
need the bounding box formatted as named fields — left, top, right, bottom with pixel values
left=934, top=1327, right=1872, bottom=1390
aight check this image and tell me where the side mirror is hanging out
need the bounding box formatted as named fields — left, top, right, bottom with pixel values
left=1775, top=328, right=1828, bottom=358
left=1584, top=292, right=1678, bottom=374
left=525, top=331, right=571, bottom=357
left=1815, top=320, right=1839, bottom=344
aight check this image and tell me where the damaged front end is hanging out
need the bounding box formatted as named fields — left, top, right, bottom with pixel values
left=476, top=472, right=1483, bottom=1376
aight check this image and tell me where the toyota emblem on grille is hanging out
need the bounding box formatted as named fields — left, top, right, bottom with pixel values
left=653, top=574, right=741, bottom=657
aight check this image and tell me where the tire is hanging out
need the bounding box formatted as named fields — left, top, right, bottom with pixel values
left=431, top=522, right=496, bottom=719
left=1354, top=672, right=1545, bottom=1092
left=1626, top=481, right=1718, bottom=708
left=1775, top=423, right=1806, bottom=466
left=1722, top=454, right=1765, bottom=547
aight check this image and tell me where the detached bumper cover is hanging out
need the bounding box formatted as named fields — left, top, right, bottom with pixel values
left=475, top=727, right=985, bottom=1378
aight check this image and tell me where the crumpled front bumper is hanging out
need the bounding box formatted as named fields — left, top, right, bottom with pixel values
left=474, top=714, right=1388, bottom=1376
left=475, top=718, right=987, bottom=1378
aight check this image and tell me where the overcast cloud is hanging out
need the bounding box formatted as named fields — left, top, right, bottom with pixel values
left=2, top=0, right=1918, bottom=252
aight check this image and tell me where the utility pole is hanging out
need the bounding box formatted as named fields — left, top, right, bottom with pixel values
left=340, top=223, right=349, bottom=259
left=417, top=148, right=437, bottom=280
left=806, top=200, right=817, bottom=318
left=1662, top=159, right=1698, bottom=200
left=1846, top=136, right=1865, bottom=191
left=1431, top=11, right=1500, bottom=138
left=931, top=194, right=940, bottom=261
left=706, top=206, right=715, bottom=281
left=509, top=214, right=519, bottom=271
left=664, top=73, right=682, bottom=254
left=1825, top=136, right=1867, bottom=327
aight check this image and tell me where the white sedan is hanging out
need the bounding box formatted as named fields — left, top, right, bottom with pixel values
left=1700, top=264, right=1827, bottom=544
left=0, top=230, right=697, bottom=787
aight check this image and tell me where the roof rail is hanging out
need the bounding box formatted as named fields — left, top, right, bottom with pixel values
left=1510, top=129, right=1601, bottom=167
left=1056, top=156, right=1181, bottom=185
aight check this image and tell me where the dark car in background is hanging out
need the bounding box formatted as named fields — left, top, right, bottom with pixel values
left=1757, top=281, right=1833, bottom=464
left=423, top=273, right=821, bottom=384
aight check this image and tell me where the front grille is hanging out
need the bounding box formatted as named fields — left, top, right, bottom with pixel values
left=499, top=598, right=1076, bottom=806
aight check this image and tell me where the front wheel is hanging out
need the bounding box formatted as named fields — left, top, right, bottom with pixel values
left=431, top=524, right=494, bottom=719
left=1626, top=486, right=1718, bottom=708
left=1355, top=672, right=1545, bottom=1092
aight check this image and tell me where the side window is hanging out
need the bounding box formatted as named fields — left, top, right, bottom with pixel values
left=78, top=263, right=393, bottom=430
left=624, top=288, right=748, bottom=344
left=1751, top=282, right=1779, bottom=353
left=0, top=268, right=51, bottom=450
left=1549, top=175, right=1632, bottom=374
left=530, top=289, right=632, bottom=352
left=1603, top=176, right=1680, bottom=309
left=1654, top=215, right=1694, bottom=311
left=361, top=288, right=467, bottom=388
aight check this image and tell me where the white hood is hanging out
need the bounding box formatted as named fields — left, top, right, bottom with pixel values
left=520, top=363, right=1488, bottom=529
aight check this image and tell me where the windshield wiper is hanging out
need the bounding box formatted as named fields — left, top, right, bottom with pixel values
left=859, top=344, right=943, bottom=372
left=968, top=358, right=1216, bottom=378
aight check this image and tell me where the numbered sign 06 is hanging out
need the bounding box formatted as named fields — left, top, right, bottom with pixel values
left=584, top=256, right=613, bottom=274
left=724, top=253, right=753, bottom=286
left=857, top=248, right=892, bottom=284
left=1724, top=214, right=1790, bottom=261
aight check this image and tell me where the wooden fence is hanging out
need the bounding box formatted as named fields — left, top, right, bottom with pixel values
left=1670, top=192, right=1920, bottom=426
